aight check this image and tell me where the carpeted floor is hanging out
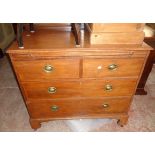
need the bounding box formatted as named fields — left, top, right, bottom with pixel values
left=0, top=55, right=155, bottom=132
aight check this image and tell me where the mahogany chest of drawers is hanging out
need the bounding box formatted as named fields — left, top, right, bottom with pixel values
left=8, top=26, right=151, bottom=130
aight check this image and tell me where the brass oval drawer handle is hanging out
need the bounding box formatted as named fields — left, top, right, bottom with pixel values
left=44, top=64, right=54, bottom=73
left=108, top=64, right=118, bottom=70
left=105, top=84, right=113, bottom=91
left=102, top=103, right=109, bottom=108
left=48, top=87, right=56, bottom=94
left=51, top=105, right=59, bottom=111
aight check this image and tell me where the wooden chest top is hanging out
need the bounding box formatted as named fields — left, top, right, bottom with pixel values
left=8, top=27, right=152, bottom=53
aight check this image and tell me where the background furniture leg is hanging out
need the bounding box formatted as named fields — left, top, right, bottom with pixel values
left=136, top=50, right=155, bottom=95
left=0, top=49, right=4, bottom=58
left=17, top=23, right=24, bottom=48
left=30, top=23, right=35, bottom=33
left=71, top=23, right=81, bottom=45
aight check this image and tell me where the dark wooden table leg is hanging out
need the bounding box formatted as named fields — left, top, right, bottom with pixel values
left=71, top=23, right=81, bottom=45
left=17, top=23, right=24, bottom=48
left=12, top=23, right=17, bottom=34
left=30, top=23, right=35, bottom=33
left=136, top=50, right=155, bottom=95
left=0, top=49, right=4, bottom=58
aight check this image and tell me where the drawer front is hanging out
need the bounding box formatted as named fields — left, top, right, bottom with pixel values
left=14, top=58, right=80, bottom=81
left=90, top=32, right=144, bottom=45
left=22, top=79, right=137, bottom=99
left=22, top=81, right=81, bottom=99
left=83, top=58, right=144, bottom=78
left=81, top=79, right=137, bottom=97
left=27, top=98, right=131, bottom=118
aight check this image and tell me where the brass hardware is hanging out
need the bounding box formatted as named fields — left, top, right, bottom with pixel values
left=102, top=103, right=109, bottom=108
left=51, top=105, right=59, bottom=111
left=48, top=87, right=56, bottom=93
left=105, top=84, right=113, bottom=91
left=44, top=65, right=54, bottom=72
left=108, top=64, right=118, bottom=70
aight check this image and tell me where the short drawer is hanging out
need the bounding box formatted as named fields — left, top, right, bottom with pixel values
left=81, top=79, right=137, bottom=97
left=22, top=81, right=81, bottom=99
left=27, top=97, right=131, bottom=119
left=83, top=58, right=144, bottom=78
left=13, top=58, right=80, bottom=81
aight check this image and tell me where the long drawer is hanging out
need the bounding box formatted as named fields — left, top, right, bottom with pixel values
left=83, top=58, right=144, bottom=78
left=27, top=97, right=131, bottom=118
left=13, top=58, right=80, bottom=81
left=22, top=78, right=137, bottom=99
